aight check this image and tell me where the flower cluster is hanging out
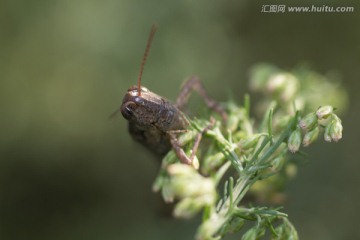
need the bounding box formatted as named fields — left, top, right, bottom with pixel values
left=162, top=163, right=216, bottom=218
left=288, top=106, right=343, bottom=153
left=152, top=64, right=347, bottom=240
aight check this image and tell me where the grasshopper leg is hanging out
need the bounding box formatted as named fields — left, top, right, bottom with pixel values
left=175, top=76, right=228, bottom=121
left=168, top=118, right=215, bottom=168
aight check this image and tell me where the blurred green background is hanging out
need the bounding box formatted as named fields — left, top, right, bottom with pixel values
left=1, top=0, right=359, bottom=239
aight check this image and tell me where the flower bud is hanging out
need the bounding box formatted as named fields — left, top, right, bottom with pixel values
left=299, top=112, right=318, bottom=131
left=316, top=105, right=333, bottom=119
left=330, top=117, right=343, bottom=142
left=267, top=73, right=287, bottom=93
left=196, top=215, right=226, bottom=240
left=288, top=128, right=302, bottom=153
left=173, top=197, right=203, bottom=219
left=191, top=155, right=200, bottom=170
left=226, top=103, right=246, bottom=132
left=167, top=164, right=216, bottom=219
left=239, top=133, right=264, bottom=150
left=280, top=74, right=299, bottom=101
left=276, top=115, right=292, bottom=130
left=285, top=163, right=298, bottom=179
left=167, top=163, right=197, bottom=177
left=302, top=126, right=320, bottom=147
left=178, top=130, right=197, bottom=146
left=167, top=164, right=216, bottom=199
left=272, top=156, right=286, bottom=170
left=324, top=122, right=332, bottom=142
left=202, top=152, right=225, bottom=175
left=249, top=64, right=278, bottom=91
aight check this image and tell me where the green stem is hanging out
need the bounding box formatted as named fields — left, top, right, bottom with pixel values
left=268, top=108, right=274, bottom=145
left=256, top=111, right=299, bottom=165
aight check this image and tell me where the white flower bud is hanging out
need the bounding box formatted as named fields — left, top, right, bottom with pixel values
left=316, top=105, right=333, bottom=119
left=330, top=118, right=343, bottom=142
left=299, top=112, right=318, bottom=131
left=288, top=128, right=302, bottom=153
left=302, top=126, right=320, bottom=147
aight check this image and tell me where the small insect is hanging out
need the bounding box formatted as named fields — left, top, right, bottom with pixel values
left=118, top=25, right=227, bottom=166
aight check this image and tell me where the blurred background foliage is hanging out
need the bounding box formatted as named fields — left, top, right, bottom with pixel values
left=0, top=0, right=359, bottom=239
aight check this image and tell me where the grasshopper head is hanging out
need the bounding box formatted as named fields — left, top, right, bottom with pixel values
left=121, top=85, right=187, bottom=131
left=121, top=85, right=160, bottom=124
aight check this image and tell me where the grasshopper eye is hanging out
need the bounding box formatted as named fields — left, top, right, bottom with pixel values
left=121, top=102, right=137, bottom=119
left=140, top=86, right=149, bottom=92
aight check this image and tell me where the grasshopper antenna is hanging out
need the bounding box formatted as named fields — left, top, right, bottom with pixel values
left=137, top=24, right=157, bottom=96
left=109, top=109, right=120, bottom=120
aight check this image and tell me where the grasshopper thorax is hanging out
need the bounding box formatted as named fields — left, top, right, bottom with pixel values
left=121, top=85, right=187, bottom=132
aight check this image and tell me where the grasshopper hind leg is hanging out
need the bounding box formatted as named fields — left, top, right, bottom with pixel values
left=175, top=76, right=228, bottom=121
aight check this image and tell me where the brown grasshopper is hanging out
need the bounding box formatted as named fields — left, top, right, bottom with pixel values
left=119, top=25, right=227, bottom=166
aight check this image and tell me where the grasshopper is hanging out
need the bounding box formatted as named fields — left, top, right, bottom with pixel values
left=119, top=25, right=227, bottom=166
